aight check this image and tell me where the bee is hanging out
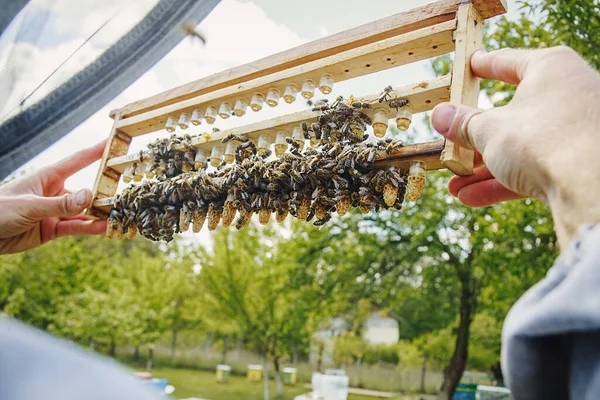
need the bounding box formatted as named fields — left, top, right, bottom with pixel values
left=286, top=137, right=301, bottom=150
left=182, top=21, right=206, bottom=44
left=388, top=99, right=409, bottom=110
left=351, top=101, right=371, bottom=109
left=110, top=98, right=414, bottom=242
left=308, top=122, right=319, bottom=132
left=331, top=95, right=344, bottom=108
left=308, top=98, right=328, bottom=108
left=301, top=121, right=311, bottom=138
left=222, top=133, right=249, bottom=143
left=312, top=104, right=331, bottom=112
left=313, top=213, right=331, bottom=226
left=378, top=85, right=394, bottom=103
left=385, top=139, right=404, bottom=154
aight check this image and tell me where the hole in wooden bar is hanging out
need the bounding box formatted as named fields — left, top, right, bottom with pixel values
left=408, top=52, right=414, bottom=55
left=425, top=100, right=431, bottom=104
left=365, top=64, right=371, bottom=67
left=433, top=45, right=438, bottom=49
left=344, top=69, right=349, bottom=73
left=386, top=57, right=392, bottom=61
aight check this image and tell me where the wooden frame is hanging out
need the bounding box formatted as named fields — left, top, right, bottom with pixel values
left=89, top=0, right=506, bottom=217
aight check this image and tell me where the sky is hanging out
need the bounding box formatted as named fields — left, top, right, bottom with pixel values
left=0, top=0, right=522, bottom=242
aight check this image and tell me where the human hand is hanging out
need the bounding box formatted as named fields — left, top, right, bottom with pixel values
left=432, top=47, right=600, bottom=249
left=0, top=141, right=108, bottom=254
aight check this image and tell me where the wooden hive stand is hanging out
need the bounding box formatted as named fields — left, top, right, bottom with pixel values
left=88, top=0, right=507, bottom=218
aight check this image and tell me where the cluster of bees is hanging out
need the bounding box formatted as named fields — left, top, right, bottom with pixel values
left=106, top=88, right=425, bottom=242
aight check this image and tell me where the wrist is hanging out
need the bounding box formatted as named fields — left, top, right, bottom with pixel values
left=547, top=182, right=600, bottom=251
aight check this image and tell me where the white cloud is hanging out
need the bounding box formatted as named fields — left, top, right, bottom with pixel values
left=0, top=39, right=106, bottom=118
left=318, top=25, right=329, bottom=38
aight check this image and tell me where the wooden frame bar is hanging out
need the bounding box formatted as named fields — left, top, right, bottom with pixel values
left=441, top=3, right=484, bottom=175
left=115, top=0, right=505, bottom=119
left=114, top=20, right=456, bottom=138
left=88, top=0, right=506, bottom=218
left=88, top=112, right=130, bottom=218
left=105, top=75, right=451, bottom=174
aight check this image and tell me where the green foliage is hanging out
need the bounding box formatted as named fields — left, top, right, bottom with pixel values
left=414, top=313, right=501, bottom=371
left=332, top=333, right=366, bottom=366
left=521, top=0, right=600, bottom=69
left=433, top=0, right=599, bottom=107
left=396, top=340, right=422, bottom=368
left=363, top=343, right=400, bottom=365
left=467, top=314, right=502, bottom=371
left=197, top=223, right=321, bottom=362
left=0, top=236, right=202, bottom=352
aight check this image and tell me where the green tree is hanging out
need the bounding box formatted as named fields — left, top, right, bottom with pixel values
left=199, top=224, right=313, bottom=399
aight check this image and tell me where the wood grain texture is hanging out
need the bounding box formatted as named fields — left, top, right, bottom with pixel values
left=105, top=76, right=451, bottom=174
left=471, top=0, right=507, bottom=19
left=115, top=0, right=464, bottom=118
left=441, top=4, right=483, bottom=175
left=114, top=20, right=456, bottom=138
left=373, top=140, right=445, bottom=171
left=87, top=114, right=131, bottom=218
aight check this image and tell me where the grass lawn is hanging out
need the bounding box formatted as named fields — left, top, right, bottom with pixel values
left=146, top=367, right=406, bottom=400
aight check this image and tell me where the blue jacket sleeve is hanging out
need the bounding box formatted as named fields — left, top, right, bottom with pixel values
left=0, top=317, right=164, bottom=400
left=503, top=224, right=600, bottom=400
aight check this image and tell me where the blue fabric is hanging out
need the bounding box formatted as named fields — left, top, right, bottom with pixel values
left=0, top=317, right=163, bottom=400
left=503, top=224, right=600, bottom=399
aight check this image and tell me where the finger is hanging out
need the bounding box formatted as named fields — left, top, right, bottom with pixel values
left=448, top=165, right=495, bottom=197
left=55, top=219, right=107, bottom=238
left=51, top=140, right=107, bottom=180
left=23, top=189, right=92, bottom=219
left=456, top=178, right=523, bottom=207
left=471, top=49, right=534, bottom=84
left=60, top=212, right=92, bottom=221
left=432, top=103, right=490, bottom=152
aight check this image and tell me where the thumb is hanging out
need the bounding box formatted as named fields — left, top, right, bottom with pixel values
left=25, top=189, right=92, bottom=219
left=432, top=103, right=489, bottom=153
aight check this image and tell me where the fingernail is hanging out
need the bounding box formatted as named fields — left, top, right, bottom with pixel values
left=76, top=189, right=90, bottom=206
left=432, top=104, right=456, bottom=135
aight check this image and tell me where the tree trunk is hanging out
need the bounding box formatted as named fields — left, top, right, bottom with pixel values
left=274, top=357, right=283, bottom=399
left=205, top=331, right=213, bottom=357
left=292, top=345, right=297, bottom=366
left=438, top=282, right=475, bottom=400
left=221, top=334, right=229, bottom=364
left=236, top=335, right=243, bottom=360
left=147, top=346, right=154, bottom=373
left=108, top=337, right=116, bottom=356
left=420, top=351, right=428, bottom=394
left=134, top=345, right=140, bottom=360
left=356, top=357, right=363, bottom=388
left=262, top=345, right=270, bottom=400
left=170, top=327, right=178, bottom=360
left=316, top=343, right=324, bottom=373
